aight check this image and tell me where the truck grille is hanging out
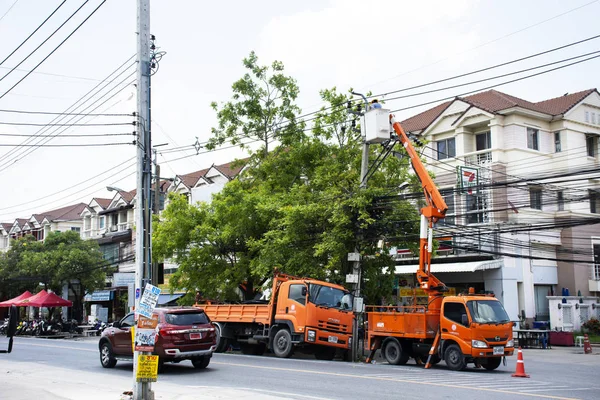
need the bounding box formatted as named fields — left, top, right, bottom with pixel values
left=317, top=320, right=349, bottom=334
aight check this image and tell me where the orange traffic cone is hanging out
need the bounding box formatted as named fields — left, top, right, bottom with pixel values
left=583, top=334, right=593, bottom=354
left=512, top=347, right=530, bottom=378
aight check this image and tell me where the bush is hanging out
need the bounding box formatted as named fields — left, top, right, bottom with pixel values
left=582, top=318, right=600, bottom=335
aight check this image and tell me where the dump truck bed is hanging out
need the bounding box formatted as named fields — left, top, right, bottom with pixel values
left=367, top=306, right=440, bottom=340
left=200, top=303, right=273, bottom=325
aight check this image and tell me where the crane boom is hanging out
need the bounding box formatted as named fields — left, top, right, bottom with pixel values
left=389, top=115, right=448, bottom=294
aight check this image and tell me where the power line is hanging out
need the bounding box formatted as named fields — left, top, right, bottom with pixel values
left=0, top=1, right=66, bottom=68
left=0, top=0, right=19, bottom=24
left=0, top=142, right=134, bottom=147
left=0, top=121, right=133, bottom=127
left=0, top=0, right=108, bottom=101
left=0, top=0, right=90, bottom=85
left=0, top=108, right=131, bottom=117
left=0, top=132, right=135, bottom=138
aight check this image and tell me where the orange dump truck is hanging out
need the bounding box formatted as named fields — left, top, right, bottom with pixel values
left=363, top=110, right=514, bottom=370
left=196, top=272, right=354, bottom=360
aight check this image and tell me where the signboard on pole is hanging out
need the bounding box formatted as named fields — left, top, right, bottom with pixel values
left=135, top=315, right=159, bottom=352
left=136, top=354, right=159, bottom=382
left=458, top=166, right=478, bottom=194
left=137, top=283, right=161, bottom=319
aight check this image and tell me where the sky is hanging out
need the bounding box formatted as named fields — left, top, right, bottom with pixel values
left=0, top=0, right=599, bottom=222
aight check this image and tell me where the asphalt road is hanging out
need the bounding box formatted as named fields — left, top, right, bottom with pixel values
left=0, top=336, right=599, bottom=400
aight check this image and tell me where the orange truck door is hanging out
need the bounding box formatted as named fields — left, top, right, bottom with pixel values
left=441, top=301, right=472, bottom=351
left=277, top=283, right=307, bottom=333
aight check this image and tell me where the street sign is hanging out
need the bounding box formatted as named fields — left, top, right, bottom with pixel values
left=137, top=283, right=161, bottom=319
left=136, top=354, right=159, bottom=382
left=347, top=252, right=361, bottom=262
left=346, top=274, right=359, bottom=283
left=353, top=297, right=364, bottom=313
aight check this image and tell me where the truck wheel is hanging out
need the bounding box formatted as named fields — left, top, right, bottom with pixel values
left=214, top=324, right=230, bottom=353
left=99, top=342, right=117, bottom=368
left=383, top=340, right=409, bottom=365
left=444, top=344, right=466, bottom=371
left=315, top=347, right=336, bottom=361
left=482, top=357, right=502, bottom=370
left=273, top=329, right=294, bottom=358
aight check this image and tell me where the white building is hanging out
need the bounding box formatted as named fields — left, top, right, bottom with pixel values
left=394, top=88, right=600, bottom=325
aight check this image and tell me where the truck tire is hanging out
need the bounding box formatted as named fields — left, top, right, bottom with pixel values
left=444, top=344, right=466, bottom=371
left=99, top=342, right=117, bottom=368
left=383, top=339, right=409, bottom=365
left=273, top=329, right=294, bottom=358
left=482, top=357, right=502, bottom=370
left=214, top=324, right=230, bottom=353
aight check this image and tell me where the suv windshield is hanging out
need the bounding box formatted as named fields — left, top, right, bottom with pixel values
left=165, top=312, right=209, bottom=326
left=467, top=300, right=510, bottom=324
left=308, top=284, right=353, bottom=310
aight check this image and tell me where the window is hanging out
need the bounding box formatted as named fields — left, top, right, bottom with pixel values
left=527, top=128, right=539, bottom=150
left=585, top=111, right=590, bottom=123
left=593, top=244, right=600, bottom=280
left=590, top=190, right=600, bottom=214
left=530, top=187, right=542, bottom=210
left=165, top=311, right=209, bottom=325
left=443, top=302, right=468, bottom=325
left=534, top=285, right=551, bottom=321
left=71, top=227, right=81, bottom=233
left=476, top=131, right=491, bottom=150
left=593, top=113, right=597, bottom=125
left=554, top=131, right=561, bottom=153
left=557, top=191, right=564, bottom=211
left=99, top=216, right=105, bottom=229
left=436, top=138, right=455, bottom=160
left=587, top=135, right=597, bottom=157
left=120, top=313, right=135, bottom=328
left=440, top=189, right=455, bottom=226
left=288, top=284, right=306, bottom=305
left=466, top=193, right=485, bottom=224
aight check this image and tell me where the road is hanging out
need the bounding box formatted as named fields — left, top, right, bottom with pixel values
left=0, top=336, right=599, bottom=400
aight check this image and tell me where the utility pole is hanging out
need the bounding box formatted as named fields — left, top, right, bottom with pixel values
left=349, top=92, right=370, bottom=362
left=134, top=0, right=152, bottom=398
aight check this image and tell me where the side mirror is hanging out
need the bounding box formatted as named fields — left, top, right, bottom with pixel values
left=461, top=314, right=469, bottom=326
left=301, top=287, right=307, bottom=297
left=513, top=321, right=517, bottom=327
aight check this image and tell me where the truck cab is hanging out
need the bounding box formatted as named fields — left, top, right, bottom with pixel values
left=439, top=294, right=514, bottom=370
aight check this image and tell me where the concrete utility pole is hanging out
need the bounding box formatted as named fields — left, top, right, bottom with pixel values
left=134, top=0, right=152, bottom=398
left=349, top=92, right=370, bottom=362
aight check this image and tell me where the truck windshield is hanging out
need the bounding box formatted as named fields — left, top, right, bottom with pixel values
left=308, top=284, right=353, bottom=310
left=467, top=300, right=510, bottom=324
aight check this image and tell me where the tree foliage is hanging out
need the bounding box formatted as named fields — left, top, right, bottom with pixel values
left=155, top=56, right=422, bottom=304
left=0, top=231, right=107, bottom=320
left=208, top=51, right=304, bottom=157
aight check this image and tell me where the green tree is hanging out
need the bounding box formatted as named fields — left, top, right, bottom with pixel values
left=155, top=85, right=421, bottom=305
left=4, top=231, right=107, bottom=320
left=208, top=51, right=303, bottom=157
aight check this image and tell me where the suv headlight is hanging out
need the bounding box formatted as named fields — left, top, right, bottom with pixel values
left=307, top=330, right=316, bottom=342
left=506, top=339, right=514, bottom=348
left=472, top=340, right=487, bottom=348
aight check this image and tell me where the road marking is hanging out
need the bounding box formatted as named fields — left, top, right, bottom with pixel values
left=524, top=388, right=595, bottom=393
left=186, top=386, right=336, bottom=400
left=14, top=341, right=96, bottom=353
left=212, top=361, right=580, bottom=400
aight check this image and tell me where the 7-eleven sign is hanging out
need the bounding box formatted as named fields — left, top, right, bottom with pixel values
left=458, top=166, right=478, bottom=194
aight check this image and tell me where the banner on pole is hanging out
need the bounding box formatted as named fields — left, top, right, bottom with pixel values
left=136, top=354, right=159, bottom=382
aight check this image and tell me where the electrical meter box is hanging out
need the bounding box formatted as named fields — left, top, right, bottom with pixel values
left=361, top=108, right=391, bottom=144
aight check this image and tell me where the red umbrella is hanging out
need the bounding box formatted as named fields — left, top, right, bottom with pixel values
left=0, top=290, right=33, bottom=307
left=17, top=290, right=72, bottom=307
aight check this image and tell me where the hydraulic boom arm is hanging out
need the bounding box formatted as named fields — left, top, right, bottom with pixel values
left=390, top=115, right=448, bottom=294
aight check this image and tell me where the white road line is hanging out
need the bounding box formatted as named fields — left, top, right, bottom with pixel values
left=524, top=387, right=595, bottom=392
left=14, top=341, right=96, bottom=352
left=517, top=386, right=570, bottom=392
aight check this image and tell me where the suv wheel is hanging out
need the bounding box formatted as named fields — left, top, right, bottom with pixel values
left=192, top=356, right=210, bottom=369
left=100, top=342, right=117, bottom=368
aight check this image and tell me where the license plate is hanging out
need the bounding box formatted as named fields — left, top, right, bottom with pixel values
left=328, top=336, right=338, bottom=343
left=493, top=346, right=504, bottom=355
left=190, top=332, right=202, bottom=340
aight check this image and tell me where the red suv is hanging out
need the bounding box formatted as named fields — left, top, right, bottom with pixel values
left=99, top=307, right=217, bottom=370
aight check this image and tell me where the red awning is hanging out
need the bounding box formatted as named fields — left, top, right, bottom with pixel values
left=16, top=290, right=72, bottom=307
left=0, top=290, right=33, bottom=307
